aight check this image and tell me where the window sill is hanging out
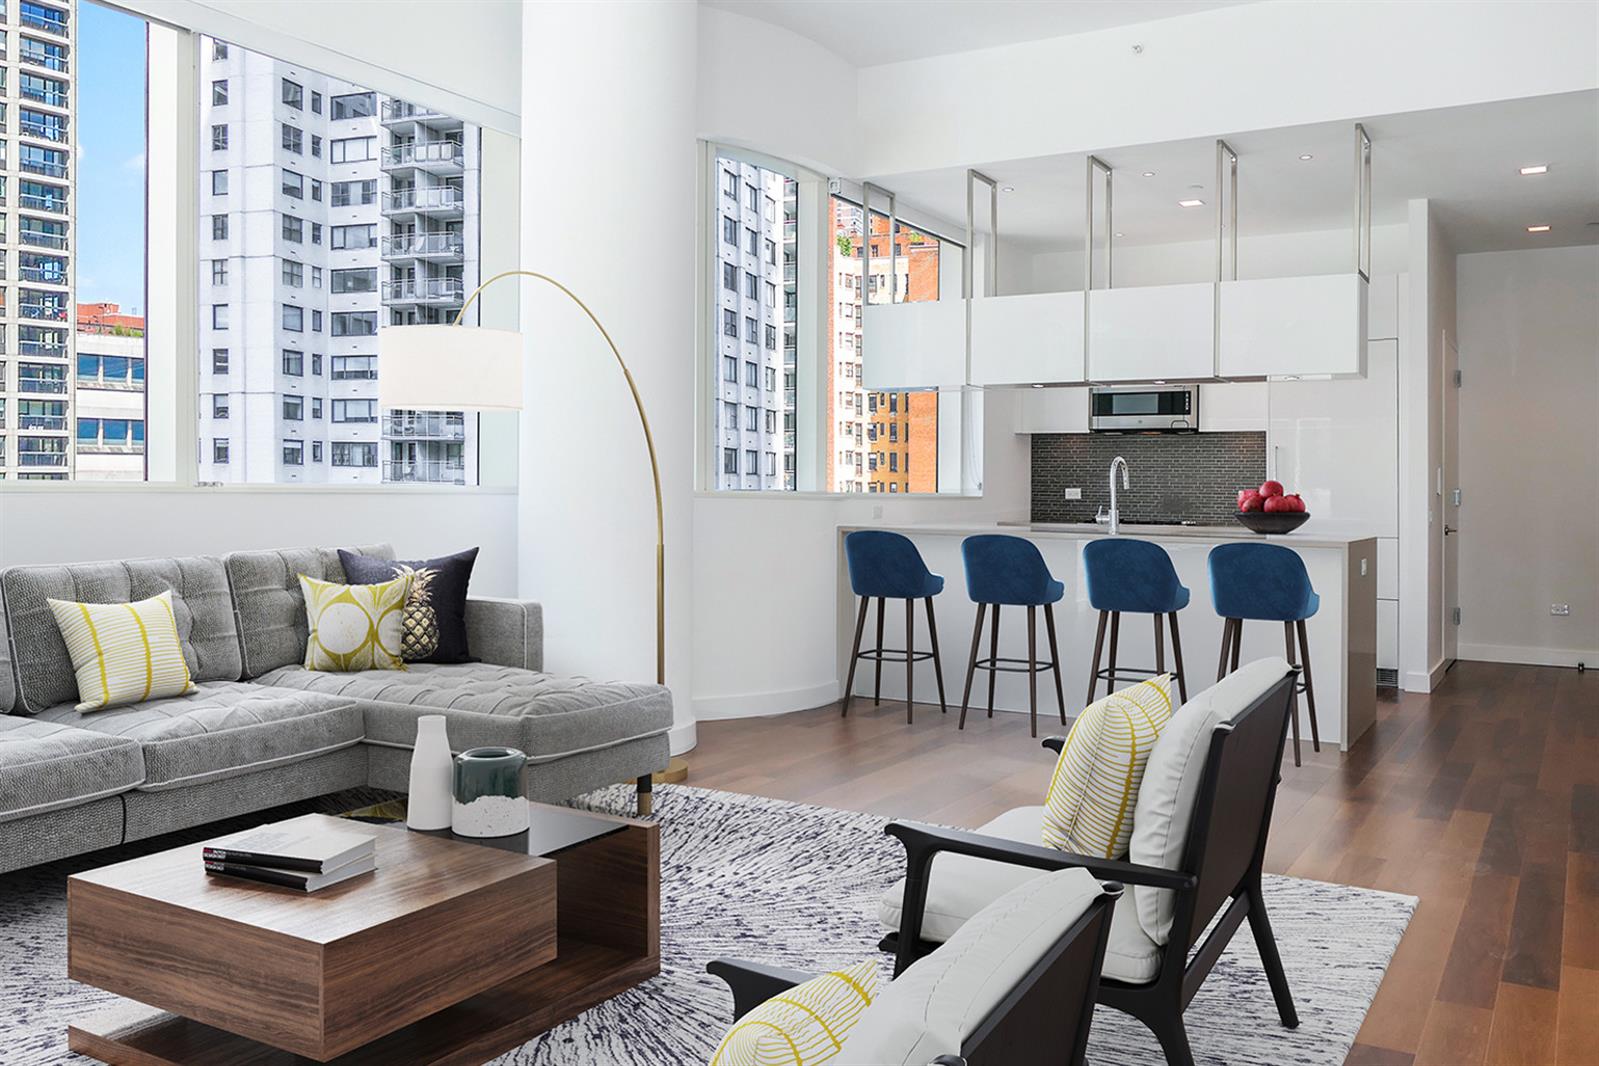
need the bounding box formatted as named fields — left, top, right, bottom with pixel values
left=0, top=482, right=517, bottom=496
left=693, top=489, right=983, bottom=501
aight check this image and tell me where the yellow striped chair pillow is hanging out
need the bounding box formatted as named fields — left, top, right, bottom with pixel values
left=709, top=959, right=879, bottom=1066
left=46, top=590, right=197, bottom=712
left=1041, top=674, right=1175, bottom=860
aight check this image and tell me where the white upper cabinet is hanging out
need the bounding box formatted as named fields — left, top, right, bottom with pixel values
left=1087, top=282, right=1217, bottom=382
left=1218, top=273, right=1368, bottom=379
left=969, top=291, right=1086, bottom=387
left=1015, top=385, right=1090, bottom=433
left=861, top=300, right=967, bottom=391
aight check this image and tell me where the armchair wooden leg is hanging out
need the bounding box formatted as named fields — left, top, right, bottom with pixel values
left=926, top=597, right=948, bottom=715
left=905, top=598, right=916, bottom=725
left=1044, top=603, right=1068, bottom=725
left=1168, top=612, right=1188, bottom=703
left=1087, top=610, right=1107, bottom=704
left=959, top=604, right=986, bottom=730
left=986, top=604, right=1001, bottom=719
left=1147, top=1012, right=1196, bottom=1066
left=1297, top=619, right=1321, bottom=753
left=842, top=596, right=868, bottom=718
left=1247, top=882, right=1300, bottom=1028
left=636, top=774, right=653, bottom=817
left=873, top=597, right=886, bottom=706
left=1027, top=606, right=1039, bottom=739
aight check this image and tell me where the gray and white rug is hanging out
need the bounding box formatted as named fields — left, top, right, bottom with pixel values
left=0, top=783, right=1414, bottom=1065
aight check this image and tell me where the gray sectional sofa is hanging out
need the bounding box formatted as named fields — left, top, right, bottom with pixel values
left=0, top=545, right=672, bottom=874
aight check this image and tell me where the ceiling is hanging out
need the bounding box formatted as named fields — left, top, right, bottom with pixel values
left=870, top=91, right=1599, bottom=255
left=700, top=0, right=1253, bottom=67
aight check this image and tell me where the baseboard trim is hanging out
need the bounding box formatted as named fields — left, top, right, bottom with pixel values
left=1402, top=658, right=1450, bottom=694
left=692, top=681, right=839, bottom=722
left=668, top=721, right=698, bottom=756
left=1457, top=643, right=1596, bottom=670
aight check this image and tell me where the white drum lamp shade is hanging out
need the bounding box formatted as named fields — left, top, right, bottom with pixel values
left=377, top=324, right=525, bottom=412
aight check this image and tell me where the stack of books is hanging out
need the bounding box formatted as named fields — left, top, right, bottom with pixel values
left=202, top=817, right=377, bottom=892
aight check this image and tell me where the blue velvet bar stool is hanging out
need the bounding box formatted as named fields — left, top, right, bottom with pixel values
left=841, top=531, right=947, bottom=723
left=1082, top=538, right=1192, bottom=705
left=957, top=534, right=1068, bottom=738
left=1209, top=542, right=1321, bottom=766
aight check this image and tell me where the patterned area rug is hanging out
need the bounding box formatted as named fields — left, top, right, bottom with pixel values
left=0, top=783, right=1414, bottom=1065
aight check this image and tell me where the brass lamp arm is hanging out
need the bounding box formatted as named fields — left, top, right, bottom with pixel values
left=455, top=269, right=666, bottom=687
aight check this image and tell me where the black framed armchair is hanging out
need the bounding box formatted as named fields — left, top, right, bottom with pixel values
left=879, top=659, right=1302, bottom=1066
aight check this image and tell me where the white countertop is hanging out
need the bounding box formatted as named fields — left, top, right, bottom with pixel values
left=839, top=520, right=1379, bottom=549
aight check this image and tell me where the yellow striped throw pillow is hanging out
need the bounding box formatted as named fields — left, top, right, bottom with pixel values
left=47, top=590, right=196, bottom=712
left=1042, top=674, right=1175, bottom=860
left=709, top=959, right=879, bottom=1066
left=300, top=572, right=412, bottom=673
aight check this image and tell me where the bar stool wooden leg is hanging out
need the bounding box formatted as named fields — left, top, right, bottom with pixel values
left=1297, top=619, right=1321, bottom=752
left=986, top=604, right=1001, bottom=719
left=1087, top=610, right=1108, bottom=704
left=1282, top=622, right=1302, bottom=767
left=1168, top=612, right=1189, bottom=703
left=873, top=597, right=886, bottom=706
left=1107, top=612, right=1121, bottom=693
left=1044, top=603, right=1068, bottom=725
left=958, top=603, right=986, bottom=730
left=1216, top=618, right=1234, bottom=682
left=905, top=599, right=916, bottom=724
left=925, top=597, right=947, bottom=715
left=1026, top=606, right=1039, bottom=739
left=1230, top=618, right=1242, bottom=673
left=842, top=596, right=868, bottom=718
left=1153, top=613, right=1166, bottom=674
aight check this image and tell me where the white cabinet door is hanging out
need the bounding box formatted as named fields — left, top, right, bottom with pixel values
left=1016, top=387, right=1090, bottom=433
left=862, top=300, right=967, bottom=390
left=1367, top=274, right=1399, bottom=340
left=970, top=292, right=1085, bottom=386
left=1267, top=339, right=1398, bottom=535
left=1219, top=274, right=1368, bottom=378
left=1088, top=283, right=1216, bottom=382
left=1198, top=381, right=1269, bottom=432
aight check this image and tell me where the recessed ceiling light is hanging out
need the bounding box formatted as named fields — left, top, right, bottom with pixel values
left=1000, top=185, right=1016, bottom=193
left=1141, top=171, right=1156, bottom=178
left=1031, top=383, right=1044, bottom=389
left=1178, top=199, right=1205, bottom=208
left=1519, top=164, right=1549, bottom=176
left=1299, top=153, right=1314, bottom=161
left=1526, top=224, right=1551, bottom=233
left=1114, top=232, right=1124, bottom=238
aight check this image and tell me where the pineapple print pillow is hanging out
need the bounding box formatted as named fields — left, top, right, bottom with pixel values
left=338, top=547, right=480, bottom=664
left=299, top=573, right=412, bottom=672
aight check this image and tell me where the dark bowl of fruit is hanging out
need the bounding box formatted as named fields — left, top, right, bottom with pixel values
left=1234, top=482, right=1310, bottom=535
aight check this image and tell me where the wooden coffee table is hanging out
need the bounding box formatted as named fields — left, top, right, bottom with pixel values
left=67, top=803, right=659, bottom=1064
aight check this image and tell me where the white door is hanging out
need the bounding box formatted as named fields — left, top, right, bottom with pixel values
left=1267, top=339, right=1399, bottom=534
left=1442, top=330, right=1460, bottom=664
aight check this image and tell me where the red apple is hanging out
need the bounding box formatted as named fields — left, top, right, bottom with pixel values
left=1238, top=488, right=1262, bottom=510
left=1262, top=495, right=1292, bottom=513
left=1258, top=480, right=1284, bottom=498
left=1240, top=492, right=1266, bottom=513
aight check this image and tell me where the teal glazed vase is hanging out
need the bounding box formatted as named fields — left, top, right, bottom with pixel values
left=451, top=747, right=529, bottom=837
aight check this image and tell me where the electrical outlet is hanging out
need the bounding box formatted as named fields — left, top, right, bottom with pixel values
left=1551, top=603, right=1571, bottom=616
left=1063, top=488, right=1083, bottom=501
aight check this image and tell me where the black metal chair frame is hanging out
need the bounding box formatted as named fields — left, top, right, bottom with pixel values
left=881, top=668, right=1302, bottom=1066
left=843, top=594, right=948, bottom=723
left=1086, top=607, right=1190, bottom=706
left=958, top=601, right=1068, bottom=738
left=1216, top=616, right=1320, bottom=766
left=708, top=880, right=1121, bottom=1066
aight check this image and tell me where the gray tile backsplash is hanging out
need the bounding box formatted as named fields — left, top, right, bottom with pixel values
left=1031, top=433, right=1267, bottom=524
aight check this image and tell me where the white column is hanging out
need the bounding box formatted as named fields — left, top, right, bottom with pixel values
left=519, top=0, right=698, bottom=752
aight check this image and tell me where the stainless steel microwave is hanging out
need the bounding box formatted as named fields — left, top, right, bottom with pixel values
left=1089, top=384, right=1199, bottom=433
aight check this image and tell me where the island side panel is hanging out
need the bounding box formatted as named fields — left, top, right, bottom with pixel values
left=1344, top=537, right=1379, bottom=750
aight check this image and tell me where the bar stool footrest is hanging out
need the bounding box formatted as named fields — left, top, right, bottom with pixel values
left=855, top=647, right=938, bottom=664
left=975, top=656, right=1060, bottom=675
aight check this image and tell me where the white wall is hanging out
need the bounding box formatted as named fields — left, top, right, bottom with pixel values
left=0, top=489, right=520, bottom=595
left=520, top=1, right=699, bottom=752
left=1455, top=246, right=1599, bottom=667
left=857, top=1, right=1599, bottom=177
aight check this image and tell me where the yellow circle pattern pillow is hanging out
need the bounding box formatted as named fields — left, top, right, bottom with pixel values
left=1042, top=674, right=1175, bottom=860
left=299, top=572, right=412, bottom=673
left=709, top=959, right=879, bottom=1066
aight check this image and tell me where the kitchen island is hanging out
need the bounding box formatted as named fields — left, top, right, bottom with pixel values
left=837, top=522, right=1378, bottom=752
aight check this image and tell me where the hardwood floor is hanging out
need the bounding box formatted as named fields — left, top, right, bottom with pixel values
left=686, top=660, right=1598, bottom=1065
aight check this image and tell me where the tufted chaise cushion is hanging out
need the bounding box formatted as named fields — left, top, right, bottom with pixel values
left=0, top=716, right=145, bottom=822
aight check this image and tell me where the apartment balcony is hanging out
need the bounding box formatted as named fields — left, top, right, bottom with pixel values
left=19, top=50, right=67, bottom=74
left=20, top=86, right=67, bottom=110
left=380, top=141, right=464, bottom=173
left=19, top=119, right=68, bottom=144
left=381, top=186, right=464, bottom=216
left=380, top=100, right=444, bottom=124
left=380, top=232, right=463, bottom=260
left=384, top=458, right=466, bottom=484
left=19, top=192, right=66, bottom=215
left=18, top=414, right=65, bottom=431
left=17, top=451, right=67, bottom=467
left=19, top=302, right=67, bottom=322
left=381, top=277, right=464, bottom=305
left=78, top=440, right=144, bottom=455
left=384, top=413, right=466, bottom=441
left=19, top=341, right=65, bottom=357
left=20, top=158, right=67, bottom=179
left=18, top=266, right=65, bottom=286
left=20, top=9, right=69, bottom=37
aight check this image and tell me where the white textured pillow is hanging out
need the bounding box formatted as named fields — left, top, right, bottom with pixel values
left=1129, top=657, right=1291, bottom=945
left=839, top=868, right=1104, bottom=1066
left=47, top=591, right=197, bottom=711
left=1041, top=674, right=1175, bottom=859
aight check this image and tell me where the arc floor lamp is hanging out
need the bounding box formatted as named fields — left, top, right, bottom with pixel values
left=379, top=271, right=669, bottom=809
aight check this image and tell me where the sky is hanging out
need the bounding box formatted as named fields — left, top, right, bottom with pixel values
left=75, top=1, right=148, bottom=313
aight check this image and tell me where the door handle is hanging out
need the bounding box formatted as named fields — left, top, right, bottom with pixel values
left=1444, top=526, right=1459, bottom=536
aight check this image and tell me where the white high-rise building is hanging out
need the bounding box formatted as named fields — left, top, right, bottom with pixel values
left=195, top=39, right=479, bottom=484
left=0, top=0, right=77, bottom=481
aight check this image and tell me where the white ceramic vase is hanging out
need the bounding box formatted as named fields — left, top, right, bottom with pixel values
left=407, top=715, right=454, bottom=830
